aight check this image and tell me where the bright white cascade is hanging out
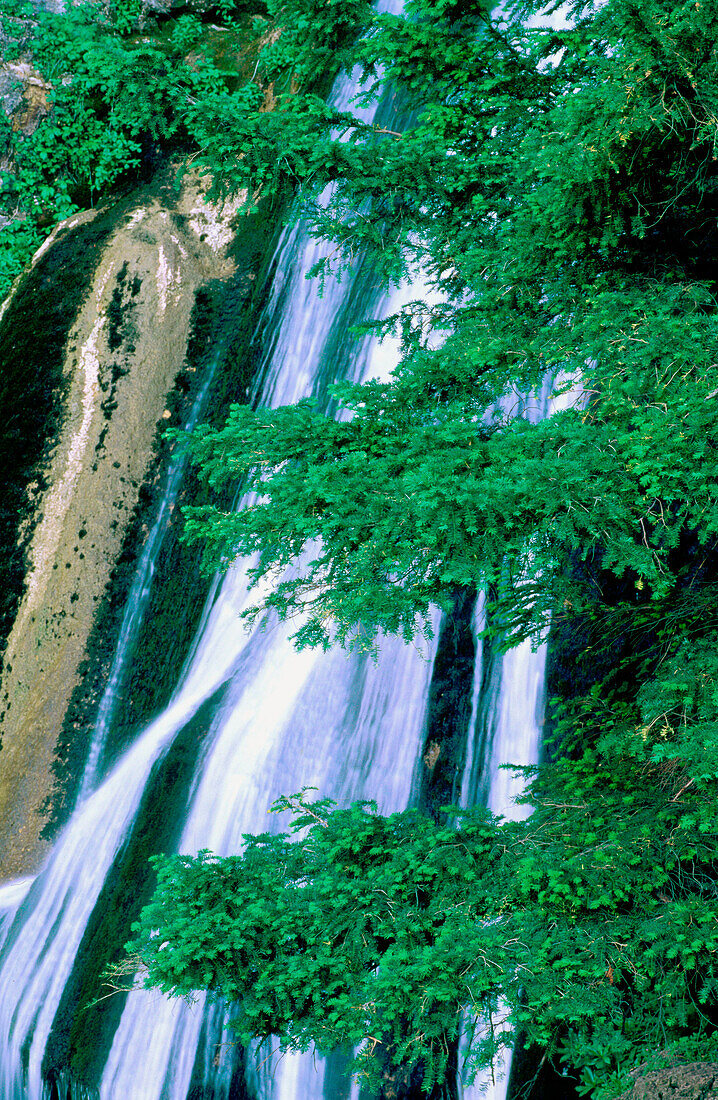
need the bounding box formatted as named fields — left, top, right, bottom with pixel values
left=0, top=18, right=437, bottom=1099
left=0, top=10, right=574, bottom=1099
left=76, top=329, right=227, bottom=805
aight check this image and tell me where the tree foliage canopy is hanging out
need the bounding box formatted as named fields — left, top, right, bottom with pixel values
left=10, top=0, right=718, bottom=1092
left=133, top=741, right=718, bottom=1098
left=129, top=0, right=718, bottom=1093
left=171, top=0, right=718, bottom=651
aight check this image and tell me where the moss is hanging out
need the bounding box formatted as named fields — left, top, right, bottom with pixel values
left=36, top=279, right=219, bottom=834
left=0, top=168, right=186, bottom=710
left=107, top=198, right=282, bottom=752
left=106, top=261, right=141, bottom=353
left=0, top=212, right=111, bottom=665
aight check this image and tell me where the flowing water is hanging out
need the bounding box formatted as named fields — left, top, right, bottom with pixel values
left=0, top=27, right=561, bottom=1100
left=76, top=332, right=228, bottom=805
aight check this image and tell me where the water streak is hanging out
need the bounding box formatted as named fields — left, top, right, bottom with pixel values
left=0, top=23, right=434, bottom=1100
left=76, top=339, right=227, bottom=803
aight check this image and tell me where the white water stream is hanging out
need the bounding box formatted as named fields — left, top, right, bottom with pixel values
left=0, top=17, right=562, bottom=1100
left=76, top=330, right=227, bottom=805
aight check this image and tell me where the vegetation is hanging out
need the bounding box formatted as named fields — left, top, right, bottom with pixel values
left=5, top=0, right=718, bottom=1093
left=134, top=763, right=718, bottom=1097
left=134, top=0, right=718, bottom=1094
left=176, top=0, right=718, bottom=651
left=0, top=0, right=346, bottom=300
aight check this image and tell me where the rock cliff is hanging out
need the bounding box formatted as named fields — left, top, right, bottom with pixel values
left=0, top=168, right=243, bottom=876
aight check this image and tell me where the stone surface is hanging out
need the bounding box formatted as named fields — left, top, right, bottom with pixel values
left=619, top=1062, right=718, bottom=1100
left=0, top=61, right=51, bottom=136
left=0, top=169, right=243, bottom=877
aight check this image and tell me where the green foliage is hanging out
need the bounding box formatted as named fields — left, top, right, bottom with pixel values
left=0, top=0, right=191, bottom=296
left=178, top=279, right=718, bottom=649
left=131, top=1, right=718, bottom=1094
left=260, top=0, right=374, bottom=86
left=133, top=798, right=506, bottom=1093
left=0, top=0, right=317, bottom=302
left=130, top=707, right=718, bottom=1096
left=0, top=0, right=395, bottom=302
left=169, top=0, right=718, bottom=654
left=11, top=0, right=714, bottom=1092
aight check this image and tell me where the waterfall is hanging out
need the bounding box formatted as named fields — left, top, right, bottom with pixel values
left=458, top=377, right=584, bottom=1100
left=457, top=597, right=547, bottom=1100
left=0, top=26, right=440, bottom=1100
left=0, top=16, right=568, bottom=1100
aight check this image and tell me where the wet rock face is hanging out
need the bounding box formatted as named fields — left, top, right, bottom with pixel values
left=620, top=1063, right=718, bottom=1100
left=0, top=168, right=243, bottom=877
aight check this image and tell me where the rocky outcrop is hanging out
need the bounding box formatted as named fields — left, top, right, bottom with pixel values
left=0, top=60, right=50, bottom=138
left=0, top=168, right=243, bottom=877
left=0, top=60, right=52, bottom=231
left=619, top=1062, right=718, bottom=1100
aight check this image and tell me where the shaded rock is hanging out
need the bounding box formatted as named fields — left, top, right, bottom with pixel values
left=32, top=0, right=65, bottom=12
left=619, top=1062, right=718, bottom=1100
left=0, top=64, right=24, bottom=117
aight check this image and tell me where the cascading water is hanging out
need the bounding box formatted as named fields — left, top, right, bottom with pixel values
left=456, top=595, right=547, bottom=1100
left=458, top=378, right=584, bottom=1100
left=0, top=26, right=436, bottom=1100
left=76, top=333, right=228, bottom=805
left=0, top=19, right=568, bottom=1100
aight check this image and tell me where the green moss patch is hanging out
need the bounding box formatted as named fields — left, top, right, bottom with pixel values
left=0, top=215, right=107, bottom=664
